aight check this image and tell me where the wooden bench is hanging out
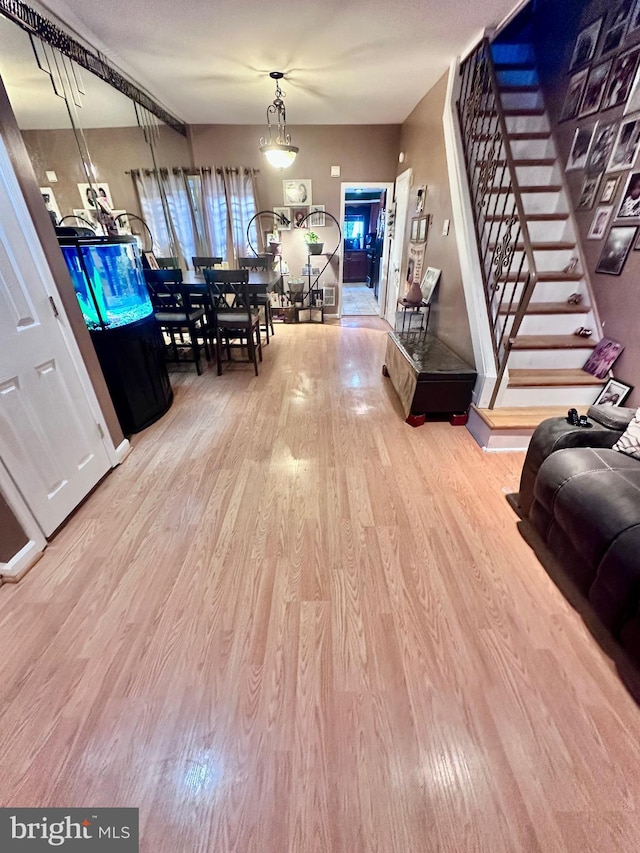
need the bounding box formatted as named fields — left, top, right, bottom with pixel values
left=383, top=332, right=477, bottom=426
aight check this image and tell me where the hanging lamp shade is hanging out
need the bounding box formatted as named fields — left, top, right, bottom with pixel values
left=259, top=72, right=299, bottom=170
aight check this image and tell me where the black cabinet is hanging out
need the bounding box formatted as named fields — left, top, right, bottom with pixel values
left=343, top=250, right=368, bottom=282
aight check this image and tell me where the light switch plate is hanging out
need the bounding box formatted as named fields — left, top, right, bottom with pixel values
left=330, top=165, right=340, bottom=177
left=45, top=170, right=58, bottom=182
left=442, top=219, right=450, bottom=236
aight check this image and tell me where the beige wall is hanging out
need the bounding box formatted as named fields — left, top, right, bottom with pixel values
left=191, top=124, right=401, bottom=310
left=397, top=73, right=474, bottom=365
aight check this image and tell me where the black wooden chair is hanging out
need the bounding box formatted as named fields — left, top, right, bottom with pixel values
left=238, top=256, right=274, bottom=342
left=192, top=256, right=223, bottom=274
left=144, top=268, right=210, bottom=374
left=156, top=256, right=180, bottom=269
left=204, top=269, right=262, bottom=376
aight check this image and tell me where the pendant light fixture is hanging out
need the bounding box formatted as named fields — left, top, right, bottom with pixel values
left=259, top=71, right=299, bottom=170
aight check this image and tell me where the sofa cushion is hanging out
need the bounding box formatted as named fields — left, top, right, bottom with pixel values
left=612, top=407, right=640, bottom=460
left=533, top=447, right=640, bottom=572
left=587, top=405, right=636, bottom=431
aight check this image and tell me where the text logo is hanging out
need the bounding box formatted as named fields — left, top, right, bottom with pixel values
left=0, top=809, right=138, bottom=851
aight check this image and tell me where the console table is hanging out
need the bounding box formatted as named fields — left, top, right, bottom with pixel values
left=383, top=332, right=477, bottom=424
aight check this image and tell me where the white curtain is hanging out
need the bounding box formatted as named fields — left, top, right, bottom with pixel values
left=224, top=167, right=260, bottom=260
left=200, top=167, right=228, bottom=260
left=132, top=170, right=173, bottom=257
left=162, top=169, right=199, bottom=269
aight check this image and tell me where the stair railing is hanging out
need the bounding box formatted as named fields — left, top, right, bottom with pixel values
left=457, top=38, right=538, bottom=408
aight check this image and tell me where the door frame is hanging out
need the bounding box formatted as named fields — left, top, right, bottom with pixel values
left=384, top=168, right=413, bottom=327
left=337, top=181, right=394, bottom=319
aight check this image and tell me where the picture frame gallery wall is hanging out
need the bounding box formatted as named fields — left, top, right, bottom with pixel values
left=530, top=0, right=640, bottom=405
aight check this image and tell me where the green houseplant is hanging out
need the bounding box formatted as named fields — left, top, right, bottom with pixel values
left=304, top=231, right=324, bottom=255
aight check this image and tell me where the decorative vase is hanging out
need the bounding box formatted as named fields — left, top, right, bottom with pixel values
left=405, top=279, right=423, bottom=305
left=269, top=241, right=282, bottom=256
left=307, top=242, right=324, bottom=255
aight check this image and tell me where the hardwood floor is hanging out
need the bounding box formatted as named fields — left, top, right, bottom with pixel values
left=2, top=317, right=640, bottom=851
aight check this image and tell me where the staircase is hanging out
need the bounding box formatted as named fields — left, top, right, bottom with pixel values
left=457, top=30, right=606, bottom=448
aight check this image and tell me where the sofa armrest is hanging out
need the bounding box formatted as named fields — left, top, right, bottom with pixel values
left=587, top=405, right=636, bottom=430
left=518, top=415, right=627, bottom=517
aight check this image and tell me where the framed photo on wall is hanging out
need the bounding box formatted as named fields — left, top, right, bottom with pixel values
left=579, top=61, right=613, bottom=116
left=291, top=206, right=308, bottom=228
left=616, top=170, right=640, bottom=216
left=600, top=46, right=640, bottom=110
left=39, top=187, right=61, bottom=226
left=595, top=226, right=637, bottom=274
left=577, top=173, right=602, bottom=209
left=607, top=117, right=640, bottom=170
left=586, top=121, right=619, bottom=174
left=283, top=179, right=312, bottom=206
left=601, top=175, right=620, bottom=202
left=629, top=0, right=640, bottom=34
left=308, top=205, right=326, bottom=228
left=600, top=5, right=631, bottom=56
left=569, top=17, right=603, bottom=69
left=587, top=205, right=614, bottom=239
left=77, top=182, right=113, bottom=210
left=560, top=70, right=589, bottom=121
left=273, top=207, right=292, bottom=229
left=593, top=377, right=633, bottom=405
left=566, top=125, right=597, bottom=170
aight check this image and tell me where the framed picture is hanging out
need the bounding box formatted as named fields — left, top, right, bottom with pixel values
left=560, top=70, right=589, bottom=121
left=595, top=225, right=637, bottom=274
left=593, top=377, right=633, bottom=405
left=583, top=336, right=625, bottom=377
left=566, top=125, right=597, bottom=170
left=406, top=242, right=426, bottom=286
left=417, top=214, right=430, bottom=242
left=143, top=252, right=159, bottom=270
left=291, top=206, right=308, bottom=228
left=570, top=17, right=604, bottom=69
left=600, top=4, right=631, bottom=56
left=111, top=210, right=131, bottom=234
left=77, top=182, right=113, bottom=210
left=616, top=170, right=640, bottom=216
left=322, top=285, right=336, bottom=307
left=601, top=46, right=640, bottom=110
left=586, top=121, right=619, bottom=175
left=283, top=179, right=312, bottom=206
left=577, top=174, right=602, bottom=209
left=579, top=61, right=612, bottom=117
left=601, top=175, right=621, bottom=202
left=588, top=205, right=614, bottom=238
left=607, top=117, right=640, bottom=171
left=420, top=267, right=441, bottom=303
left=410, top=217, right=420, bottom=242
left=307, top=205, right=326, bottom=228
left=311, top=288, right=324, bottom=307
left=273, top=206, right=291, bottom=229
left=73, top=208, right=99, bottom=229
left=39, top=187, right=62, bottom=226
left=629, top=0, right=640, bottom=33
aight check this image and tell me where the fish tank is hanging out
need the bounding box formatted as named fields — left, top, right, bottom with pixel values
left=58, top=235, right=153, bottom=330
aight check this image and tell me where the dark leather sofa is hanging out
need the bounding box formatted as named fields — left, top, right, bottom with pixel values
left=518, top=405, right=640, bottom=660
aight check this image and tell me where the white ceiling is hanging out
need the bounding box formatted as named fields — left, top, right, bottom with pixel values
left=12, top=0, right=520, bottom=127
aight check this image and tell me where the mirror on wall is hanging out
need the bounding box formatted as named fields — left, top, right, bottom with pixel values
left=0, top=11, right=190, bottom=252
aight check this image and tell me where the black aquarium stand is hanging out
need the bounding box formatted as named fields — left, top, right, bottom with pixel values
left=90, top=313, right=173, bottom=435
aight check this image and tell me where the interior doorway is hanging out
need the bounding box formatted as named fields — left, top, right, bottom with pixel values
left=338, top=182, right=393, bottom=317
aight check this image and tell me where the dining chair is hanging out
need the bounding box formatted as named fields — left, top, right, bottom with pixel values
left=238, top=256, right=274, bottom=342
left=204, top=268, right=262, bottom=376
left=192, top=256, right=223, bottom=274
left=156, top=256, right=180, bottom=269
left=144, top=268, right=210, bottom=374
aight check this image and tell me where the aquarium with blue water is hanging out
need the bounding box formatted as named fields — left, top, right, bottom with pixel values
left=59, top=236, right=153, bottom=330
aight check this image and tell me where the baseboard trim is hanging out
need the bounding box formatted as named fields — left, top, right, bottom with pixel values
left=0, top=539, right=45, bottom=581
left=114, top=438, right=132, bottom=465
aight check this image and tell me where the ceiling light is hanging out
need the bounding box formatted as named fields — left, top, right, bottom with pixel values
left=259, top=72, right=299, bottom=170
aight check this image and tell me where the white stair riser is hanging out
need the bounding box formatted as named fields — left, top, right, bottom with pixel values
left=503, top=280, right=587, bottom=303
left=501, top=91, right=544, bottom=110
left=505, top=312, right=595, bottom=335
left=505, top=114, right=550, bottom=133
left=509, top=138, right=555, bottom=158
left=521, top=193, right=568, bottom=214
left=489, top=248, right=580, bottom=271
left=492, top=44, right=536, bottom=64
left=515, top=164, right=559, bottom=183
left=508, top=349, right=596, bottom=369
left=501, top=386, right=602, bottom=407
left=526, top=219, right=576, bottom=242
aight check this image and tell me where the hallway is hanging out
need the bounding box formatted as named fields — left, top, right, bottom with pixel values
left=341, top=281, right=379, bottom=315
left=1, top=318, right=640, bottom=852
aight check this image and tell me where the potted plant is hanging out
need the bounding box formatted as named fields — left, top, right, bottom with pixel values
left=305, top=231, right=324, bottom=255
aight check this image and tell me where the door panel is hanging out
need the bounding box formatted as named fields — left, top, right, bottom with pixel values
left=0, top=137, right=111, bottom=536
left=385, top=169, right=412, bottom=327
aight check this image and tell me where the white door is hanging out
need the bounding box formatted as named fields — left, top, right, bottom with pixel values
left=0, top=137, right=111, bottom=536
left=384, top=168, right=412, bottom=327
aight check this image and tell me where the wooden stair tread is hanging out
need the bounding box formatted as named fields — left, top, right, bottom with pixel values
left=478, top=158, right=555, bottom=167
left=473, top=404, right=588, bottom=430
left=508, top=131, right=551, bottom=140
left=510, top=335, right=597, bottom=349
left=498, top=301, right=590, bottom=315
left=508, top=368, right=605, bottom=387
left=502, top=271, right=582, bottom=282
left=487, top=185, right=562, bottom=193
left=485, top=213, right=568, bottom=221
left=489, top=242, right=576, bottom=250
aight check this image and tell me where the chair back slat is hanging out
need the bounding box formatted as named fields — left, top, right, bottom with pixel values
left=156, top=256, right=180, bottom=269
left=238, top=256, right=269, bottom=271
left=192, top=256, right=223, bottom=273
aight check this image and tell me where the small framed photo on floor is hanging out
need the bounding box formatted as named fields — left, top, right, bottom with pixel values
left=595, top=225, right=637, bottom=274
left=583, top=336, right=625, bottom=378
left=593, top=377, right=633, bottom=406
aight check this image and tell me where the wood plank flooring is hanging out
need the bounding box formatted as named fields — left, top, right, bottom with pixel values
left=1, top=317, right=640, bottom=852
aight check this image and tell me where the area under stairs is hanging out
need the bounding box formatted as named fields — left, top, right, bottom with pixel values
left=470, top=33, right=606, bottom=448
